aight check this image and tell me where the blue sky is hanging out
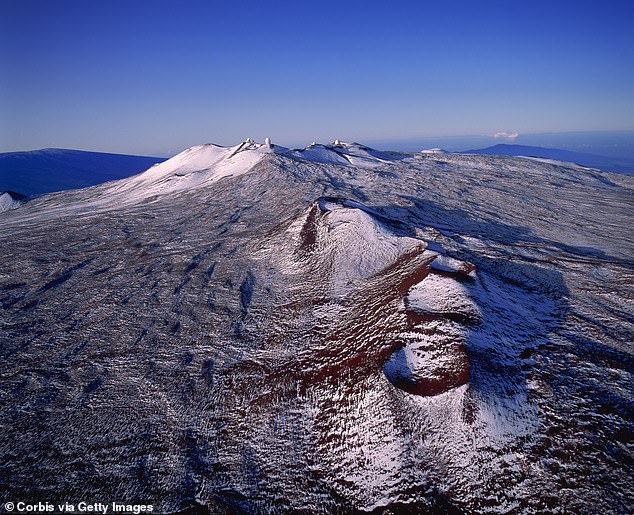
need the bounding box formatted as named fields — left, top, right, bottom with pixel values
left=1, top=0, right=633, bottom=155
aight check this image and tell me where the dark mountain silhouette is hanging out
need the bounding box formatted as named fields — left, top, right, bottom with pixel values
left=463, top=143, right=634, bottom=174
left=0, top=148, right=167, bottom=196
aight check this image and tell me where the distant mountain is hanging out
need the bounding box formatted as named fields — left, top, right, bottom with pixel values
left=0, top=148, right=167, bottom=196
left=462, top=144, right=634, bottom=174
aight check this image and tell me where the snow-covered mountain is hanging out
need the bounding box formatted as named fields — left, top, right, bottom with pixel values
left=2, top=140, right=410, bottom=216
left=0, top=140, right=632, bottom=513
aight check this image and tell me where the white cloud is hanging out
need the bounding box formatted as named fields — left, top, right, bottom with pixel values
left=493, top=131, right=519, bottom=142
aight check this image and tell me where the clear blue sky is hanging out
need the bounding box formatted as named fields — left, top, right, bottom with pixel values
left=1, top=0, right=633, bottom=155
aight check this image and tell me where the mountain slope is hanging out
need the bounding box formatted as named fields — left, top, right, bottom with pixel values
left=0, top=141, right=632, bottom=513
left=0, top=148, right=167, bottom=196
left=463, top=143, right=634, bottom=173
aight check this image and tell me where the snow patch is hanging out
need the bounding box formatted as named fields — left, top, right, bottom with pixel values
left=419, top=148, right=447, bottom=154
left=0, top=191, right=26, bottom=213
left=430, top=254, right=475, bottom=275
left=407, top=273, right=480, bottom=320
left=517, top=155, right=598, bottom=171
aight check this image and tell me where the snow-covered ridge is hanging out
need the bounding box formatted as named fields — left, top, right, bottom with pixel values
left=132, top=138, right=407, bottom=187
left=516, top=155, right=599, bottom=171
left=2, top=138, right=627, bottom=220
left=77, top=139, right=410, bottom=208
left=2, top=139, right=412, bottom=215
left=277, top=196, right=424, bottom=296
left=136, top=138, right=407, bottom=191
left=289, top=141, right=408, bottom=168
